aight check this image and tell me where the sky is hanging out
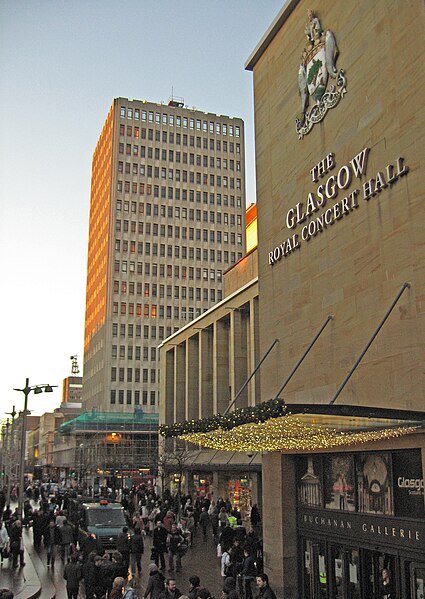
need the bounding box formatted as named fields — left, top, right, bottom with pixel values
left=0, top=0, right=284, bottom=421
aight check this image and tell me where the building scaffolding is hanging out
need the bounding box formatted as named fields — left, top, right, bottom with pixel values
left=58, top=409, right=159, bottom=487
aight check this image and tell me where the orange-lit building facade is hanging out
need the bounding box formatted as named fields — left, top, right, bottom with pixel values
left=83, top=98, right=247, bottom=413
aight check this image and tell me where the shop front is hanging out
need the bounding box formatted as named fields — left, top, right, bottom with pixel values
left=296, top=449, right=425, bottom=598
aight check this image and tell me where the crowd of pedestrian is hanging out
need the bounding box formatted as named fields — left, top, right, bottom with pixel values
left=0, top=483, right=276, bottom=599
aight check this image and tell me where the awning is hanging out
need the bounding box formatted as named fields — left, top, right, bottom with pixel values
left=160, top=402, right=425, bottom=452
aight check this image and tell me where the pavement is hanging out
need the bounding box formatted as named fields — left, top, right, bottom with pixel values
left=0, top=525, right=226, bottom=599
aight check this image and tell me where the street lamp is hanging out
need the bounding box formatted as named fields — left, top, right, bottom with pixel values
left=14, top=378, right=56, bottom=518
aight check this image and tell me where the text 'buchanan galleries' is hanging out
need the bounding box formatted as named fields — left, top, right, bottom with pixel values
left=268, top=148, right=409, bottom=266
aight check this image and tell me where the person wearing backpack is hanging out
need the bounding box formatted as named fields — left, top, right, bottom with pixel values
left=64, top=552, right=82, bottom=599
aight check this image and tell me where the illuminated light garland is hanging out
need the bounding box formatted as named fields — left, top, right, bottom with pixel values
left=159, top=398, right=287, bottom=438
left=176, top=414, right=418, bottom=452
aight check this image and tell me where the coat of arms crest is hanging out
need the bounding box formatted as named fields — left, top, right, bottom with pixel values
left=296, top=10, right=347, bottom=139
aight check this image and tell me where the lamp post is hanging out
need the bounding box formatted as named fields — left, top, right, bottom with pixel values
left=14, top=378, right=56, bottom=518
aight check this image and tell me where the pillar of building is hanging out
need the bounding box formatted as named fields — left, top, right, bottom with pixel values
left=174, top=343, right=186, bottom=422
left=199, top=329, right=213, bottom=418
left=212, top=471, right=219, bottom=502
left=165, top=349, right=175, bottom=424
left=248, top=297, right=261, bottom=407
left=186, top=335, right=199, bottom=420
left=230, top=308, right=248, bottom=409
left=213, top=318, right=230, bottom=414
left=262, top=453, right=297, bottom=598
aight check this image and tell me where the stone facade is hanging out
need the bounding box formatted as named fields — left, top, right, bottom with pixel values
left=246, top=0, right=425, bottom=596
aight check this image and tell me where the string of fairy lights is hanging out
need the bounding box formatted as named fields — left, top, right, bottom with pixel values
left=178, top=415, right=418, bottom=452
left=159, top=398, right=420, bottom=452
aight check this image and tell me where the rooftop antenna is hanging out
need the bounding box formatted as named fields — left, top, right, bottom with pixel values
left=70, top=355, right=80, bottom=376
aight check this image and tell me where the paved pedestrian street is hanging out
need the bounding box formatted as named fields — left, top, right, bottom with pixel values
left=1, top=525, right=226, bottom=599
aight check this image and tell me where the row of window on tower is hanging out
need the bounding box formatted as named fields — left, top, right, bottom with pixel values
left=119, top=106, right=241, bottom=138
left=118, top=127, right=241, bottom=154
left=114, top=254, right=240, bottom=275
left=117, top=175, right=242, bottom=192
left=114, top=271, right=223, bottom=293
left=111, top=388, right=156, bottom=406
left=111, top=366, right=156, bottom=384
left=111, top=323, right=179, bottom=342
left=117, top=199, right=243, bottom=217
left=112, top=294, right=219, bottom=318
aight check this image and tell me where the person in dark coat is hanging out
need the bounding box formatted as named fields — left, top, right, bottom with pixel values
left=159, top=578, right=182, bottom=599
left=130, top=527, right=144, bottom=577
left=64, top=552, right=82, bottom=599
left=241, top=549, right=257, bottom=599
left=222, top=577, right=238, bottom=599
left=46, top=519, right=61, bottom=567
left=106, top=551, right=129, bottom=593
left=9, top=520, right=24, bottom=568
left=153, top=521, right=168, bottom=570
left=32, top=509, right=44, bottom=549
left=198, top=508, right=210, bottom=542
left=188, top=575, right=201, bottom=599
left=80, top=533, right=104, bottom=561
left=255, top=574, right=277, bottom=599
left=85, top=554, right=108, bottom=599
left=116, top=527, right=131, bottom=572
left=144, top=563, right=166, bottom=599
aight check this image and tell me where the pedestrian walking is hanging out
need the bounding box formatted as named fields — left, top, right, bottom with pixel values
left=240, top=549, right=257, bottom=599
left=64, top=553, right=82, bottom=599
left=256, top=574, right=277, bottom=599
left=0, top=521, right=10, bottom=564
left=46, top=519, right=61, bottom=567
left=110, top=577, right=125, bottom=599
left=153, top=521, right=168, bottom=570
left=9, top=520, right=24, bottom=568
left=159, top=578, right=182, bottom=599
left=198, top=508, right=210, bottom=542
left=144, top=563, right=166, bottom=599
left=166, top=523, right=184, bottom=573
left=116, top=527, right=131, bottom=573
left=188, top=575, right=201, bottom=599
left=130, top=527, right=144, bottom=577
left=59, top=519, right=75, bottom=562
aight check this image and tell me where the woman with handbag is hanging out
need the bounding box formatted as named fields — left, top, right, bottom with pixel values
left=0, top=520, right=10, bottom=563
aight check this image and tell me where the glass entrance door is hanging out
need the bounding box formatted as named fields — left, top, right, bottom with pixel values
left=409, top=563, right=425, bottom=599
left=302, top=538, right=328, bottom=599
left=329, top=544, right=360, bottom=599
left=361, top=549, right=398, bottom=599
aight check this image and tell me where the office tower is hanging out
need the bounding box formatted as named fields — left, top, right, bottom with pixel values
left=83, top=97, right=246, bottom=414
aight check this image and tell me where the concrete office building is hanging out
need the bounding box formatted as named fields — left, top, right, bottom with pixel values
left=83, top=97, right=246, bottom=414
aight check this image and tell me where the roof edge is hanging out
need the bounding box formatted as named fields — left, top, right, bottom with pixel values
left=245, top=0, right=301, bottom=71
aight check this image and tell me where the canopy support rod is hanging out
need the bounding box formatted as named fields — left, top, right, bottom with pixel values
left=223, top=338, right=279, bottom=415
left=273, top=314, right=334, bottom=402
left=330, top=282, right=411, bottom=405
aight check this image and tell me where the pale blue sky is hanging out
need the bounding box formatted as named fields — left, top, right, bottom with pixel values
left=0, top=0, right=283, bottom=420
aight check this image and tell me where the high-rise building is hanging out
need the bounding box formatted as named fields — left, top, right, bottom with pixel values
left=83, top=97, right=246, bottom=414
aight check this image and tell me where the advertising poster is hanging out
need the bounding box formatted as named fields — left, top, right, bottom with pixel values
left=356, top=452, right=393, bottom=515
left=392, top=449, right=424, bottom=519
left=297, top=455, right=323, bottom=507
left=323, top=454, right=355, bottom=511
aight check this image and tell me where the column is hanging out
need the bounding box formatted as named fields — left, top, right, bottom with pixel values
left=174, top=343, right=186, bottom=423
left=262, top=453, right=298, bottom=598
left=214, top=317, right=230, bottom=414
left=230, top=307, right=248, bottom=409
left=199, top=328, right=213, bottom=418
left=186, top=335, right=199, bottom=420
